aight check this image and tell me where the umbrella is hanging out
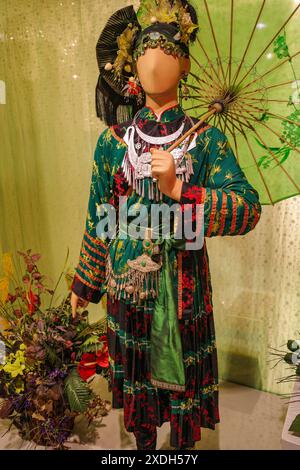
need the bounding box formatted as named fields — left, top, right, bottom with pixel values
left=174, top=0, right=300, bottom=205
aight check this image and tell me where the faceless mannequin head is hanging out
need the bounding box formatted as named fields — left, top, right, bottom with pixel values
left=135, top=47, right=190, bottom=97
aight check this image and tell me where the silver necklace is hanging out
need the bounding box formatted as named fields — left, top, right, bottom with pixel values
left=121, top=110, right=197, bottom=200
left=135, top=121, right=185, bottom=144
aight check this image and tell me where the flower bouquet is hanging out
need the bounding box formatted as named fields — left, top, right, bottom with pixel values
left=0, top=250, right=111, bottom=449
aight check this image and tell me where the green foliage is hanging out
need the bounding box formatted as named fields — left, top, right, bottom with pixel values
left=281, top=109, right=300, bottom=148
left=273, top=31, right=290, bottom=60
left=76, top=318, right=107, bottom=339
left=44, top=343, right=60, bottom=367
left=64, top=368, right=92, bottom=413
left=80, top=335, right=102, bottom=353
left=255, top=138, right=291, bottom=169
left=254, top=107, right=299, bottom=169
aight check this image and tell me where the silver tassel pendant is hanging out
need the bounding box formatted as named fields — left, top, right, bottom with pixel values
left=105, top=234, right=162, bottom=303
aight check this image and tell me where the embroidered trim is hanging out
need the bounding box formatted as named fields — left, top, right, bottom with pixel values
left=79, top=255, right=105, bottom=274
left=230, top=191, right=237, bottom=234
left=207, top=190, right=217, bottom=237
left=251, top=204, right=260, bottom=230
left=238, top=201, right=249, bottom=235
left=81, top=245, right=105, bottom=265
left=84, top=229, right=108, bottom=248
left=150, top=377, right=186, bottom=392
left=201, top=383, right=219, bottom=396
left=218, top=191, right=227, bottom=236
left=77, top=264, right=105, bottom=283
left=133, top=35, right=189, bottom=61
left=83, top=238, right=106, bottom=259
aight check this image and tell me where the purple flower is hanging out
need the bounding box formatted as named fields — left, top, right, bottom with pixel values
left=48, top=369, right=67, bottom=381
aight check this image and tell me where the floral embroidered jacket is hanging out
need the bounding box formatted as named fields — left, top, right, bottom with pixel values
left=71, top=104, right=262, bottom=318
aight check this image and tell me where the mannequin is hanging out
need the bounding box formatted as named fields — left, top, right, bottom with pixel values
left=70, top=2, right=262, bottom=450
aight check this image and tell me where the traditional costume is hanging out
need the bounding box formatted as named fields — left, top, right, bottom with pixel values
left=71, top=0, right=262, bottom=449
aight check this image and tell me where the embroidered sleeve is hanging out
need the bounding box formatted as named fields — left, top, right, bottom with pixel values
left=179, top=127, right=262, bottom=237
left=71, top=129, right=111, bottom=303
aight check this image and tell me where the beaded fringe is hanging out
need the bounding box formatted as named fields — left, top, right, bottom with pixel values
left=121, top=151, right=193, bottom=201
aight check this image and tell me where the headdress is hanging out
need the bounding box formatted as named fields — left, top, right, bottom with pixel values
left=95, top=0, right=199, bottom=126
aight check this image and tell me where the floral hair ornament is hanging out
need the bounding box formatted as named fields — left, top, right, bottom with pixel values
left=95, top=0, right=199, bottom=126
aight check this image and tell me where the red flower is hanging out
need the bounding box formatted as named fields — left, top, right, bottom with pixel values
left=127, top=80, right=141, bottom=96
left=78, top=353, right=97, bottom=381
left=77, top=336, right=109, bottom=381
left=26, top=287, right=40, bottom=315
left=97, top=335, right=109, bottom=367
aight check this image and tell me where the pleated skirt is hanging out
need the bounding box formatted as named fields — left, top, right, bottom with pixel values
left=106, top=295, right=220, bottom=448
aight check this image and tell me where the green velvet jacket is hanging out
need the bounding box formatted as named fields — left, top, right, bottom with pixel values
left=71, top=104, right=262, bottom=318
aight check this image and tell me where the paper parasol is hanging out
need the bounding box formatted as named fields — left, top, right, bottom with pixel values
left=171, top=0, right=300, bottom=205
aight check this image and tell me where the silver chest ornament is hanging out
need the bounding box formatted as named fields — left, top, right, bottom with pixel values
left=121, top=120, right=197, bottom=200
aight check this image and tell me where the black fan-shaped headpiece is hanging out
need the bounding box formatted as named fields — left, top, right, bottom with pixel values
left=95, top=6, right=144, bottom=126
left=95, top=1, right=199, bottom=126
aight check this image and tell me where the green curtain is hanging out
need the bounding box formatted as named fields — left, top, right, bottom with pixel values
left=0, top=0, right=299, bottom=395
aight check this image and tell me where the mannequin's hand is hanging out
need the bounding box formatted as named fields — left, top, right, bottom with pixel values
left=71, top=291, right=89, bottom=319
left=150, top=148, right=183, bottom=201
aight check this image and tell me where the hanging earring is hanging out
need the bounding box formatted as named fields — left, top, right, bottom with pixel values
left=179, top=79, right=183, bottom=107
left=182, top=72, right=189, bottom=101
left=135, top=75, right=144, bottom=106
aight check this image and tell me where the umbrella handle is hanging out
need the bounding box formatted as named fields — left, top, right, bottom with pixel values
left=167, top=105, right=220, bottom=152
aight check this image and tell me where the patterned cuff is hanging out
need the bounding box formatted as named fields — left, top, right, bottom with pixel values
left=71, top=274, right=104, bottom=304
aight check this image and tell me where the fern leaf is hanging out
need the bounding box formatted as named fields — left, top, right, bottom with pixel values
left=76, top=318, right=107, bottom=339
left=79, top=335, right=102, bottom=353
left=64, top=368, right=91, bottom=413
